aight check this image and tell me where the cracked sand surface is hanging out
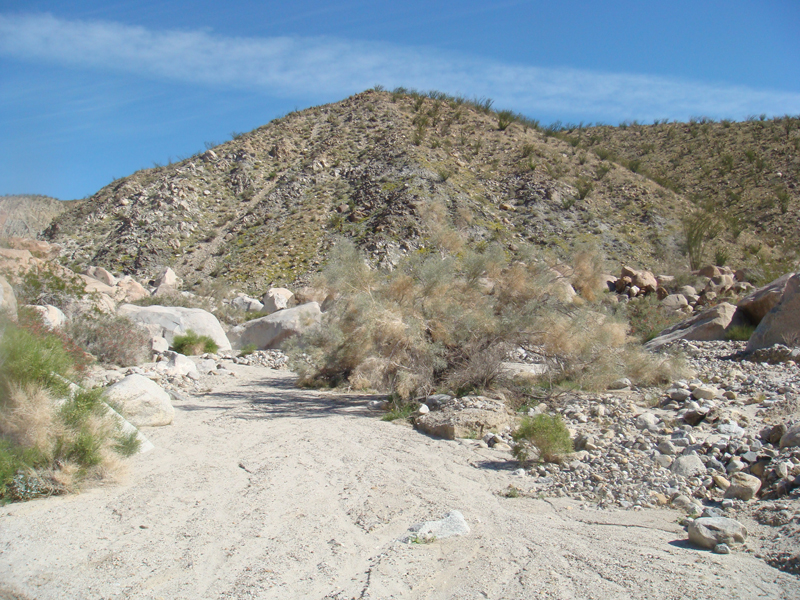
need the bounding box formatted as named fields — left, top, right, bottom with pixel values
left=1, top=364, right=797, bottom=599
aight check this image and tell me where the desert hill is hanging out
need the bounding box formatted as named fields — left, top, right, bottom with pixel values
left=43, top=90, right=798, bottom=292
left=0, top=194, right=75, bottom=239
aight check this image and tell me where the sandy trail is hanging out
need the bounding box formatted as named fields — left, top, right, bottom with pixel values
left=1, top=364, right=797, bottom=599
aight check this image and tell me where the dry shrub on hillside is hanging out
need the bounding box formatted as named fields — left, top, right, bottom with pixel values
left=569, top=245, right=608, bottom=302
left=289, top=237, right=686, bottom=400
left=65, top=314, right=151, bottom=367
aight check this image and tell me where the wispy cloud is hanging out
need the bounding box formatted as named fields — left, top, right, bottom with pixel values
left=2, top=12, right=799, bottom=121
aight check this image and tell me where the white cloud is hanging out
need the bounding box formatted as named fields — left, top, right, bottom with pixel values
left=2, top=12, right=799, bottom=121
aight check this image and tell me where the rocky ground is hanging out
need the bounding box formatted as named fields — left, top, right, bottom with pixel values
left=1, top=354, right=798, bottom=599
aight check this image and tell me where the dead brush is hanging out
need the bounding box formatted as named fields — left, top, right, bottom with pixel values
left=289, top=233, right=689, bottom=400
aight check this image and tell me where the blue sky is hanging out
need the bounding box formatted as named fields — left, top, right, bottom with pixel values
left=1, top=1, right=799, bottom=200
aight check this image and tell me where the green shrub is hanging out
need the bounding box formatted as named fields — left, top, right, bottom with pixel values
left=238, top=343, right=258, bottom=357
left=0, top=312, right=79, bottom=397
left=725, top=324, right=756, bottom=342
left=381, top=401, right=418, bottom=422
left=0, top=320, right=138, bottom=503
left=497, top=110, right=515, bottom=131
left=620, top=295, right=685, bottom=343
left=512, top=414, right=573, bottom=463
left=172, top=329, right=219, bottom=355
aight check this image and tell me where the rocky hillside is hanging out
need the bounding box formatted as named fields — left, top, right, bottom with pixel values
left=571, top=116, right=800, bottom=275
left=0, top=194, right=74, bottom=239
left=43, top=90, right=695, bottom=293
left=43, top=90, right=796, bottom=293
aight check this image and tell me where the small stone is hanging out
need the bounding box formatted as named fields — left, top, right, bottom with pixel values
left=712, top=475, right=731, bottom=490
left=635, top=412, right=659, bottom=430
left=671, top=453, right=706, bottom=478
left=655, top=454, right=673, bottom=468
left=713, top=543, right=731, bottom=554
left=692, top=386, right=720, bottom=400
left=417, top=404, right=430, bottom=415
left=608, top=378, right=632, bottom=390
left=669, top=388, right=693, bottom=402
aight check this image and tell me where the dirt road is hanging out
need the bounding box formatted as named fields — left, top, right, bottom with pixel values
left=1, top=365, right=796, bottom=599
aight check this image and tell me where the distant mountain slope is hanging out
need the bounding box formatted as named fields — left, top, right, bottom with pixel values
left=568, top=116, right=800, bottom=271
left=46, top=89, right=790, bottom=293
left=0, top=195, right=75, bottom=239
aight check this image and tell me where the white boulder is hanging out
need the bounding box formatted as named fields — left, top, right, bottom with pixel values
left=103, top=374, right=174, bottom=427
left=261, top=288, right=295, bottom=314
left=118, top=304, right=231, bottom=351
left=25, top=304, right=67, bottom=329
left=229, top=302, right=321, bottom=350
left=0, top=275, right=17, bottom=320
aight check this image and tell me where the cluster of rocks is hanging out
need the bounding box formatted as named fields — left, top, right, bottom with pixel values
left=608, top=264, right=753, bottom=306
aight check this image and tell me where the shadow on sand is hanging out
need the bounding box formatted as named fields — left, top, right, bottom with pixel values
left=201, top=371, right=385, bottom=420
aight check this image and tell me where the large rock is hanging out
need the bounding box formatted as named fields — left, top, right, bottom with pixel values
left=80, top=274, right=123, bottom=300
left=0, top=274, right=17, bottom=320
left=779, top=422, right=800, bottom=449
left=414, top=396, right=510, bottom=440
left=118, top=304, right=232, bottom=351
left=723, top=472, right=762, bottom=501
left=116, top=276, right=150, bottom=302
left=261, top=287, right=296, bottom=314
left=152, top=267, right=180, bottom=289
left=645, top=302, right=736, bottom=350
left=746, top=274, right=800, bottom=352
left=103, top=374, right=174, bottom=427
left=688, top=517, right=747, bottom=549
left=670, top=453, right=706, bottom=478
left=231, top=294, right=265, bottom=313
left=25, top=304, right=67, bottom=329
left=662, top=294, right=688, bottom=310
left=228, top=302, right=321, bottom=350
left=735, top=272, right=794, bottom=325
left=84, top=266, right=117, bottom=287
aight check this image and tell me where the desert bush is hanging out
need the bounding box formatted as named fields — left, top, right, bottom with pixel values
left=291, top=236, right=684, bottom=400
left=497, top=110, right=515, bottom=131
left=569, top=246, right=607, bottom=302
left=682, top=209, right=721, bottom=270
left=619, top=295, right=685, bottom=343
left=0, top=318, right=137, bottom=503
left=0, top=311, right=85, bottom=396
left=512, top=414, right=573, bottom=463
left=238, top=343, right=258, bottom=357
left=172, top=330, right=219, bottom=356
left=10, top=265, right=86, bottom=311
left=65, top=314, right=150, bottom=367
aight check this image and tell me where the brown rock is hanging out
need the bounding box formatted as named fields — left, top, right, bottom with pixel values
left=645, top=302, right=737, bottom=350
left=747, top=274, right=800, bottom=351
left=698, top=265, right=722, bottom=278
left=620, top=265, right=657, bottom=292
left=724, top=473, right=762, bottom=501
left=414, top=397, right=510, bottom=440
left=736, top=272, right=795, bottom=325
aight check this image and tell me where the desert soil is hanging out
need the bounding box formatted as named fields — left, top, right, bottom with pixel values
left=1, top=364, right=797, bottom=600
